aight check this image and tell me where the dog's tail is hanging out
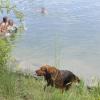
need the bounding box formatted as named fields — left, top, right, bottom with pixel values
left=74, top=76, right=80, bottom=83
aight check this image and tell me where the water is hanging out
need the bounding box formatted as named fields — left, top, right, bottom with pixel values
left=8, top=0, right=100, bottom=81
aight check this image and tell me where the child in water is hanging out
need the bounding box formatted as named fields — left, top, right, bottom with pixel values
left=5, top=19, right=17, bottom=36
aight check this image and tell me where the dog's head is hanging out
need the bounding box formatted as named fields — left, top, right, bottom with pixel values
left=35, top=64, right=58, bottom=76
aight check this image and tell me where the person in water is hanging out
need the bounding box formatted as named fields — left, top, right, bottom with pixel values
left=0, top=16, right=9, bottom=33
left=7, top=19, right=17, bottom=33
left=41, top=7, right=48, bottom=14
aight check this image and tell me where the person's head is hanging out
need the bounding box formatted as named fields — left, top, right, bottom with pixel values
left=3, top=16, right=8, bottom=23
left=8, top=19, right=13, bottom=26
left=41, top=7, right=45, bottom=13
left=41, top=7, right=48, bottom=14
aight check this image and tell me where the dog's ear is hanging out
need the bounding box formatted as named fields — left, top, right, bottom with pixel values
left=47, top=67, right=57, bottom=74
left=41, top=64, right=51, bottom=72
left=46, top=67, right=60, bottom=81
left=40, top=65, right=50, bottom=73
left=41, top=65, right=58, bottom=75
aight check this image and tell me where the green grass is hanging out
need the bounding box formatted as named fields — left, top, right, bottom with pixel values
left=0, top=72, right=100, bottom=100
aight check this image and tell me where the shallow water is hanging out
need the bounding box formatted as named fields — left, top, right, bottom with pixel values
left=6, top=0, right=100, bottom=81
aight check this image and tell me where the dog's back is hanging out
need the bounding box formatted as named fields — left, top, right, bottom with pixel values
left=60, top=70, right=80, bottom=86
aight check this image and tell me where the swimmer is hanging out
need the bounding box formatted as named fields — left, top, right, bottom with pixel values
left=41, top=7, right=48, bottom=14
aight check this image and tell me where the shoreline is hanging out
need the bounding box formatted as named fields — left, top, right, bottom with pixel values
left=8, top=58, right=100, bottom=87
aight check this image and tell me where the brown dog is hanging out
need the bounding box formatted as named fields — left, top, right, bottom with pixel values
left=35, top=65, right=80, bottom=92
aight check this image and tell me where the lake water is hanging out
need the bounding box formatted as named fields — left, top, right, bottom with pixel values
left=6, top=0, right=100, bottom=82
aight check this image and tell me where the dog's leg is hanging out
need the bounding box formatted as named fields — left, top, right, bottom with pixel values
left=61, top=88, right=65, bottom=93
left=65, top=83, right=72, bottom=90
left=44, top=85, right=47, bottom=91
left=44, top=82, right=50, bottom=91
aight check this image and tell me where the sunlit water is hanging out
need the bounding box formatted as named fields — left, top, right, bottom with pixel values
left=2, top=0, right=100, bottom=82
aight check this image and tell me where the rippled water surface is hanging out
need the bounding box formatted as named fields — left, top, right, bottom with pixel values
left=8, top=0, right=100, bottom=80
